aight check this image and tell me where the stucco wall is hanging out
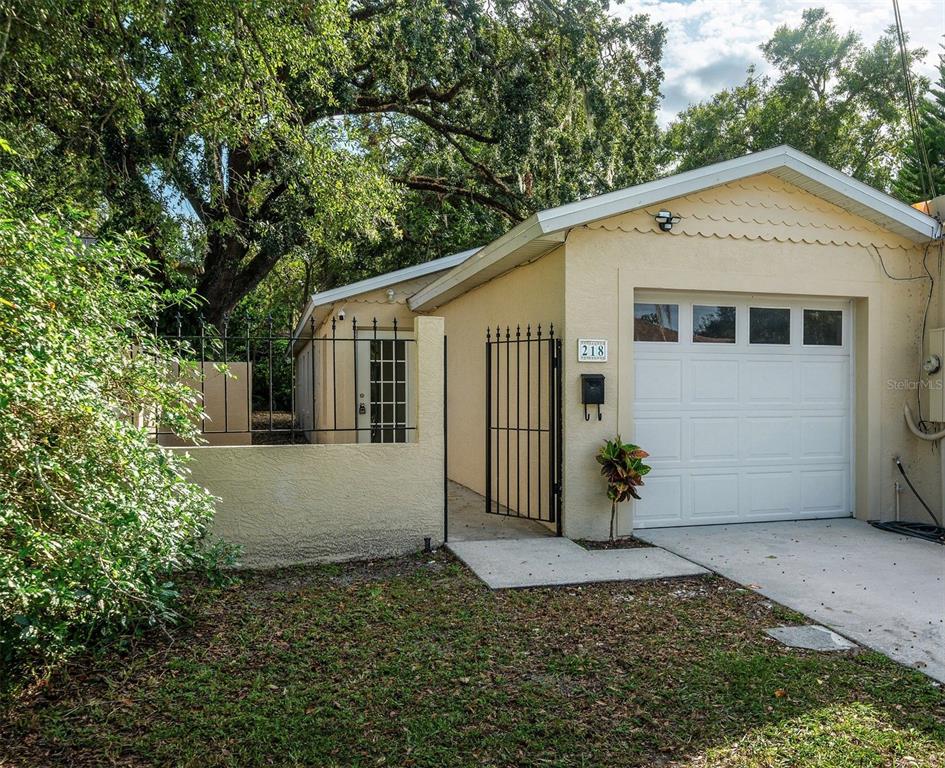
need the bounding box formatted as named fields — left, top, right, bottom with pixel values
left=157, top=362, right=251, bottom=447
left=435, top=247, right=566, bottom=498
left=179, top=316, right=444, bottom=567
left=295, top=276, right=433, bottom=443
left=560, top=173, right=941, bottom=538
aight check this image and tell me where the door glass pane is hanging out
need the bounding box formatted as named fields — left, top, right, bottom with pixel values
left=693, top=305, right=736, bottom=343
left=804, top=309, right=842, bottom=346
left=750, top=307, right=790, bottom=345
left=634, top=303, right=679, bottom=341
left=368, top=338, right=410, bottom=443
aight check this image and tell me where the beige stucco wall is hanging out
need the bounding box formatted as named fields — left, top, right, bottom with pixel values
left=560, top=173, right=941, bottom=538
left=178, top=316, right=444, bottom=567
left=296, top=276, right=433, bottom=443
left=157, top=362, right=252, bottom=447
left=435, top=247, right=566, bottom=501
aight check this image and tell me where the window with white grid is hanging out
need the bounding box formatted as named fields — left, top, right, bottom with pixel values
left=369, top=339, right=408, bottom=443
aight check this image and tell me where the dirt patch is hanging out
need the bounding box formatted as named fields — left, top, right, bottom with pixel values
left=576, top=536, right=653, bottom=550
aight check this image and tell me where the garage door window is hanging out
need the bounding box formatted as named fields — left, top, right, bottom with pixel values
left=693, top=305, right=736, bottom=343
left=634, top=303, right=678, bottom=342
left=749, top=307, right=790, bottom=345
left=804, top=309, right=843, bottom=346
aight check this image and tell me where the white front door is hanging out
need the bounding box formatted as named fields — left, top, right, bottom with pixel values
left=632, top=292, right=853, bottom=528
left=355, top=333, right=413, bottom=443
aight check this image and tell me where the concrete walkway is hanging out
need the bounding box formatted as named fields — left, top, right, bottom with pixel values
left=447, top=537, right=708, bottom=589
left=446, top=481, right=554, bottom=542
left=636, top=519, right=945, bottom=682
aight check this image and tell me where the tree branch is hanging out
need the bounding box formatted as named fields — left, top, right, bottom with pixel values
left=395, top=175, right=521, bottom=220
left=339, top=102, right=498, bottom=144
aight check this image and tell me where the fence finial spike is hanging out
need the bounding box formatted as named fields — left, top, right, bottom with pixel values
left=516, top=324, right=520, bottom=338
left=549, top=322, right=555, bottom=339
left=526, top=323, right=531, bottom=338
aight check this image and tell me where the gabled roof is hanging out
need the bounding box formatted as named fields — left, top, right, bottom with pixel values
left=293, top=246, right=481, bottom=338
left=409, top=145, right=942, bottom=311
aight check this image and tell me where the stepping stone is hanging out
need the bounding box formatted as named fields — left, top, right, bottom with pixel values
left=765, top=624, right=857, bottom=651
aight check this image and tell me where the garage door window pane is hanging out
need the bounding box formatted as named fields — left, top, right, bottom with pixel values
left=635, top=303, right=678, bottom=341
left=750, top=307, right=790, bottom=344
left=693, top=305, right=736, bottom=343
left=804, top=309, right=842, bottom=346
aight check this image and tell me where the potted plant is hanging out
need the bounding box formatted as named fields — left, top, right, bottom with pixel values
left=596, top=437, right=651, bottom=542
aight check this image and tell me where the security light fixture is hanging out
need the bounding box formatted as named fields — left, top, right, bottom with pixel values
left=654, top=210, right=682, bottom=231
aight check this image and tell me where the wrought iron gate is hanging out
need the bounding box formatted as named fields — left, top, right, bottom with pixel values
left=485, top=324, right=563, bottom=535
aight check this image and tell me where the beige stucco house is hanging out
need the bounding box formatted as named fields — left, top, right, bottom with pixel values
left=293, top=145, right=944, bottom=541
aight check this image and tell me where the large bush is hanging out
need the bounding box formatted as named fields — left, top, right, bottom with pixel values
left=0, top=178, right=229, bottom=673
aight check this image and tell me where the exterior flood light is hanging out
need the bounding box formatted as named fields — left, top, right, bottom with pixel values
left=654, top=210, right=682, bottom=231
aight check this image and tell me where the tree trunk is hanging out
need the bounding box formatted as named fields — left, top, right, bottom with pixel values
left=196, top=234, right=282, bottom=329
left=610, top=500, right=616, bottom=542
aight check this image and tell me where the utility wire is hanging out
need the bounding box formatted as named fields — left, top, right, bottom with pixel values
left=892, top=0, right=937, bottom=200
left=871, top=243, right=935, bottom=426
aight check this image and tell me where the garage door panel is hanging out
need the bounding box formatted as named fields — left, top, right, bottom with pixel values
left=746, top=471, right=797, bottom=518
left=801, top=360, right=848, bottom=404
left=633, top=474, right=684, bottom=527
left=634, top=418, right=681, bottom=462
left=632, top=293, right=852, bottom=528
left=690, top=417, right=739, bottom=461
left=745, top=416, right=795, bottom=460
left=743, top=360, right=795, bottom=404
left=635, top=359, right=682, bottom=403
left=801, top=416, right=847, bottom=459
left=690, top=473, right=740, bottom=522
left=690, top=359, right=739, bottom=403
left=800, top=468, right=847, bottom=514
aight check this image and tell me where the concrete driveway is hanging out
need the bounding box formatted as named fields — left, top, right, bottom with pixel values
left=635, top=519, right=945, bottom=682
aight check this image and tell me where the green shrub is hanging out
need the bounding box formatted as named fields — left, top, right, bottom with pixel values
left=0, top=177, right=231, bottom=675
left=596, top=437, right=651, bottom=541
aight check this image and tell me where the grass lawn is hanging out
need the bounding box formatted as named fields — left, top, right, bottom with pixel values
left=2, top=551, right=944, bottom=767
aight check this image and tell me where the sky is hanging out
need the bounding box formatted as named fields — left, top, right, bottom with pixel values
left=612, top=0, right=945, bottom=126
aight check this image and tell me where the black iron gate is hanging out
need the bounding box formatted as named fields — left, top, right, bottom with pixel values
left=485, top=324, right=563, bottom=535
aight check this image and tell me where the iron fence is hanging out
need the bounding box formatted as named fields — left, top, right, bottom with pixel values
left=153, top=313, right=415, bottom=445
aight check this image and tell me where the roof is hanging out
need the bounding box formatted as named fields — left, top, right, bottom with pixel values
left=293, top=246, right=481, bottom=339
left=408, top=145, right=942, bottom=311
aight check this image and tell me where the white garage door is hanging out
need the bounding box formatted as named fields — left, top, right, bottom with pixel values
left=632, top=293, right=853, bottom=528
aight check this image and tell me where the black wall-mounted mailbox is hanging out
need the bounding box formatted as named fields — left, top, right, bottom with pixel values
left=581, top=373, right=605, bottom=421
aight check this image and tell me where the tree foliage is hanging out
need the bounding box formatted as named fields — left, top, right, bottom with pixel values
left=0, top=0, right=665, bottom=324
left=664, top=8, right=924, bottom=191
left=895, top=46, right=945, bottom=202
left=0, top=173, right=230, bottom=673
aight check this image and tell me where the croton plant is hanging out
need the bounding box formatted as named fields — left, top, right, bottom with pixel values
left=596, top=437, right=651, bottom=541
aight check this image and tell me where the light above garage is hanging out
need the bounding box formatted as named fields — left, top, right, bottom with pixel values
left=654, top=210, right=682, bottom=232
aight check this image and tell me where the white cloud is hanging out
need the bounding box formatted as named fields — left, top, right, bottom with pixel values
left=611, top=0, right=945, bottom=125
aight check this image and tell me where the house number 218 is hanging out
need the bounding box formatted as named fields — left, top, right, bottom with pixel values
left=578, top=339, right=608, bottom=362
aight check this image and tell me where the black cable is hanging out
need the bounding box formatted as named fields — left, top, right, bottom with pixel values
left=870, top=520, right=945, bottom=544
left=871, top=242, right=934, bottom=425
left=894, top=456, right=941, bottom=526
left=892, top=0, right=937, bottom=199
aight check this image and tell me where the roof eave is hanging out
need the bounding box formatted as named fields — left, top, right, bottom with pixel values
left=292, top=247, right=481, bottom=341
left=409, top=216, right=559, bottom=311
left=408, top=146, right=941, bottom=311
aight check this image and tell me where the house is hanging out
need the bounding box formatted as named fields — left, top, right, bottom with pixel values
left=293, top=145, right=943, bottom=541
